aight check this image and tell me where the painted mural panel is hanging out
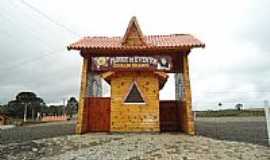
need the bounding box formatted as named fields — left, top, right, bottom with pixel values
left=91, top=56, right=172, bottom=72
left=88, top=72, right=102, bottom=97
left=175, top=73, right=184, bottom=100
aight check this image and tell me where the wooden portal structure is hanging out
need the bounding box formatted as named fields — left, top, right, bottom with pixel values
left=67, top=17, right=204, bottom=135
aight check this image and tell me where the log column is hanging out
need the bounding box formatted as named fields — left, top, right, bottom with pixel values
left=181, top=53, right=195, bottom=135
left=76, top=58, right=89, bottom=134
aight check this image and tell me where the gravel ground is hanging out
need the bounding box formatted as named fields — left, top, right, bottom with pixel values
left=0, top=116, right=268, bottom=146
left=0, top=121, right=75, bottom=144
left=0, top=133, right=269, bottom=160
left=195, top=117, right=269, bottom=146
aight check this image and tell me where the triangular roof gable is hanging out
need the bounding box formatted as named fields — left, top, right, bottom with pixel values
left=121, top=16, right=146, bottom=46
left=124, top=81, right=146, bottom=103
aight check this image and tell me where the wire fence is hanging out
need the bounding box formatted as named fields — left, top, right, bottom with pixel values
left=195, top=116, right=269, bottom=146
left=194, top=103, right=269, bottom=146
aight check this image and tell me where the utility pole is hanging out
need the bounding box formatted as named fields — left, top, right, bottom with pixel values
left=63, top=98, right=66, bottom=116
left=264, top=100, right=270, bottom=146
left=23, top=103, right=28, bottom=122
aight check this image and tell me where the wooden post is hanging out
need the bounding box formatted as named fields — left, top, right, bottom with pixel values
left=76, top=58, right=89, bottom=134
left=264, top=106, right=270, bottom=145
left=182, top=53, right=195, bottom=135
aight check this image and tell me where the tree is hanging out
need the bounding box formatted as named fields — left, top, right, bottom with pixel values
left=7, top=100, right=24, bottom=118
left=66, top=97, right=78, bottom=119
left=0, top=104, right=6, bottom=114
left=5, top=92, right=46, bottom=120
left=235, top=103, right=243, bottom=111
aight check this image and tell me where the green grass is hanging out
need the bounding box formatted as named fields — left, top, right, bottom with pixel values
left=196, top=110, right=265, bottom=117
left=6, top=118, right=48, bottom=126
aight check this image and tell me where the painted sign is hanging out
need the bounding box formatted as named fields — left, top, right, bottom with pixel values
left=91, top=56, right=172, bottom=71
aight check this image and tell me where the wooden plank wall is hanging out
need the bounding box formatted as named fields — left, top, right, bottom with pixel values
left=110, top=72, right=160, bottom=132
left=85, top=97, right=111, bottom=132
left=160, top=100, right=181, bottom=131
left=76, top=58, right=89, bottom=134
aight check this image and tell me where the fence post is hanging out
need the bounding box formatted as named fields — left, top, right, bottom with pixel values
left=264, top=106, right=270, bottom=146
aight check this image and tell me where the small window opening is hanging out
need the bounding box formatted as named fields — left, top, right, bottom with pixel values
left=124, top=82, right=145, bottom=104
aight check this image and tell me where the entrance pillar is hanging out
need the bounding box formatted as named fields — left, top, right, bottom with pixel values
left=76, top=58, right=89, bottom=134
left=181, top=54, right=195, bottom=135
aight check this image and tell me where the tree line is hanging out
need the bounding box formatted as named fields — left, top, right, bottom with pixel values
left=0, top=92, right=78, bottom=120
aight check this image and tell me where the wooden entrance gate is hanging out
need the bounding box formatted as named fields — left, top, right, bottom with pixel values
left=85, top=97, right=111, bottom=132
left=160, top=100, right=181, bottom=131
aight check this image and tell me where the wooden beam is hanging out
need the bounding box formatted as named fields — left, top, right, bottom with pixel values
left=181, top=54, right=195, bottom=135
left=154, top=71, right=169, bottom=90
left=100, top=71, right=115, bottom=82
left=76, top=58, right=89, bottom=134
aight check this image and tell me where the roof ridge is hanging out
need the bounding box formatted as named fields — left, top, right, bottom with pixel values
left=67, top=32, right=205, bottom=50
left=144, top=34, right=191, bottom=37
left=82, top=34, right=194, bottom=39
left=121, top=16, right=146, bottom=46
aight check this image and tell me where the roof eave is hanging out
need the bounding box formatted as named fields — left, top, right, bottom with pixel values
left=67, top=44, right=205, bottom=52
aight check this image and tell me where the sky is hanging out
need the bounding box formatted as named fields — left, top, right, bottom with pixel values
left=0, top=0, right=269, bottom=110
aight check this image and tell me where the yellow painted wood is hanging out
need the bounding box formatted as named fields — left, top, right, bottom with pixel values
left=110, top=72, right=160, bottom=132
left=181, top=54, right=195, bottom=135
left=76, top=58, right=89, bottom=134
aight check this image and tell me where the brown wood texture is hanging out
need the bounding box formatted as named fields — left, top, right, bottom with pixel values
left=122, top=16, right=146, bottom=46
left=76, top=58, right=89, bottom=134
left=110, top=72, right=160, bottom=132
left=160, top=100, right=181, bottom=131
left=86, top=97, right=111, bottom=132
left=181, top=54, right=195, bottom=135
left=83, top=51, right=185, bottom=73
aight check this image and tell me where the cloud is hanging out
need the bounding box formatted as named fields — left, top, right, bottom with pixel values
left=0, top=0, right=270, bottom=110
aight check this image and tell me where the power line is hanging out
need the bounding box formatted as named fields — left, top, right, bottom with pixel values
left=0, top=0, right=81, bottom=71
left=0, top=10, right=63, bottom=59
left=197, top=91, right=270, bottom=94
left=0, top=24, right=66, bottom=72
left=0, top=49, right=66, bottom=77
left=0, top=2, right=75, bottom=72
left=18, top=0, right=80, bottom=37
left=0, top=1, right=70, bottom=50
left=0, top=12, right=54, bottom=51
left=0, top=20, right=66, bottom=71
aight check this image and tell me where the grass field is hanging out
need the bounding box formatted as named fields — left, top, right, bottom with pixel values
left=196, top=109, right=265, bottom=117
left=195, top=116, right=268, bottom=146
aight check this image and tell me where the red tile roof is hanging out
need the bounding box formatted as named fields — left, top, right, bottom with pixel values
left=67, top=34, right=205, bottom=51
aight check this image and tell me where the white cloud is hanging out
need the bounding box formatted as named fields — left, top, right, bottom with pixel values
left=0, top=0, right=269, bottom=110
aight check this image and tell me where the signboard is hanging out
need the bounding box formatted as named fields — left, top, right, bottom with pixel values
left=91, top=56, right=172, bottom=71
